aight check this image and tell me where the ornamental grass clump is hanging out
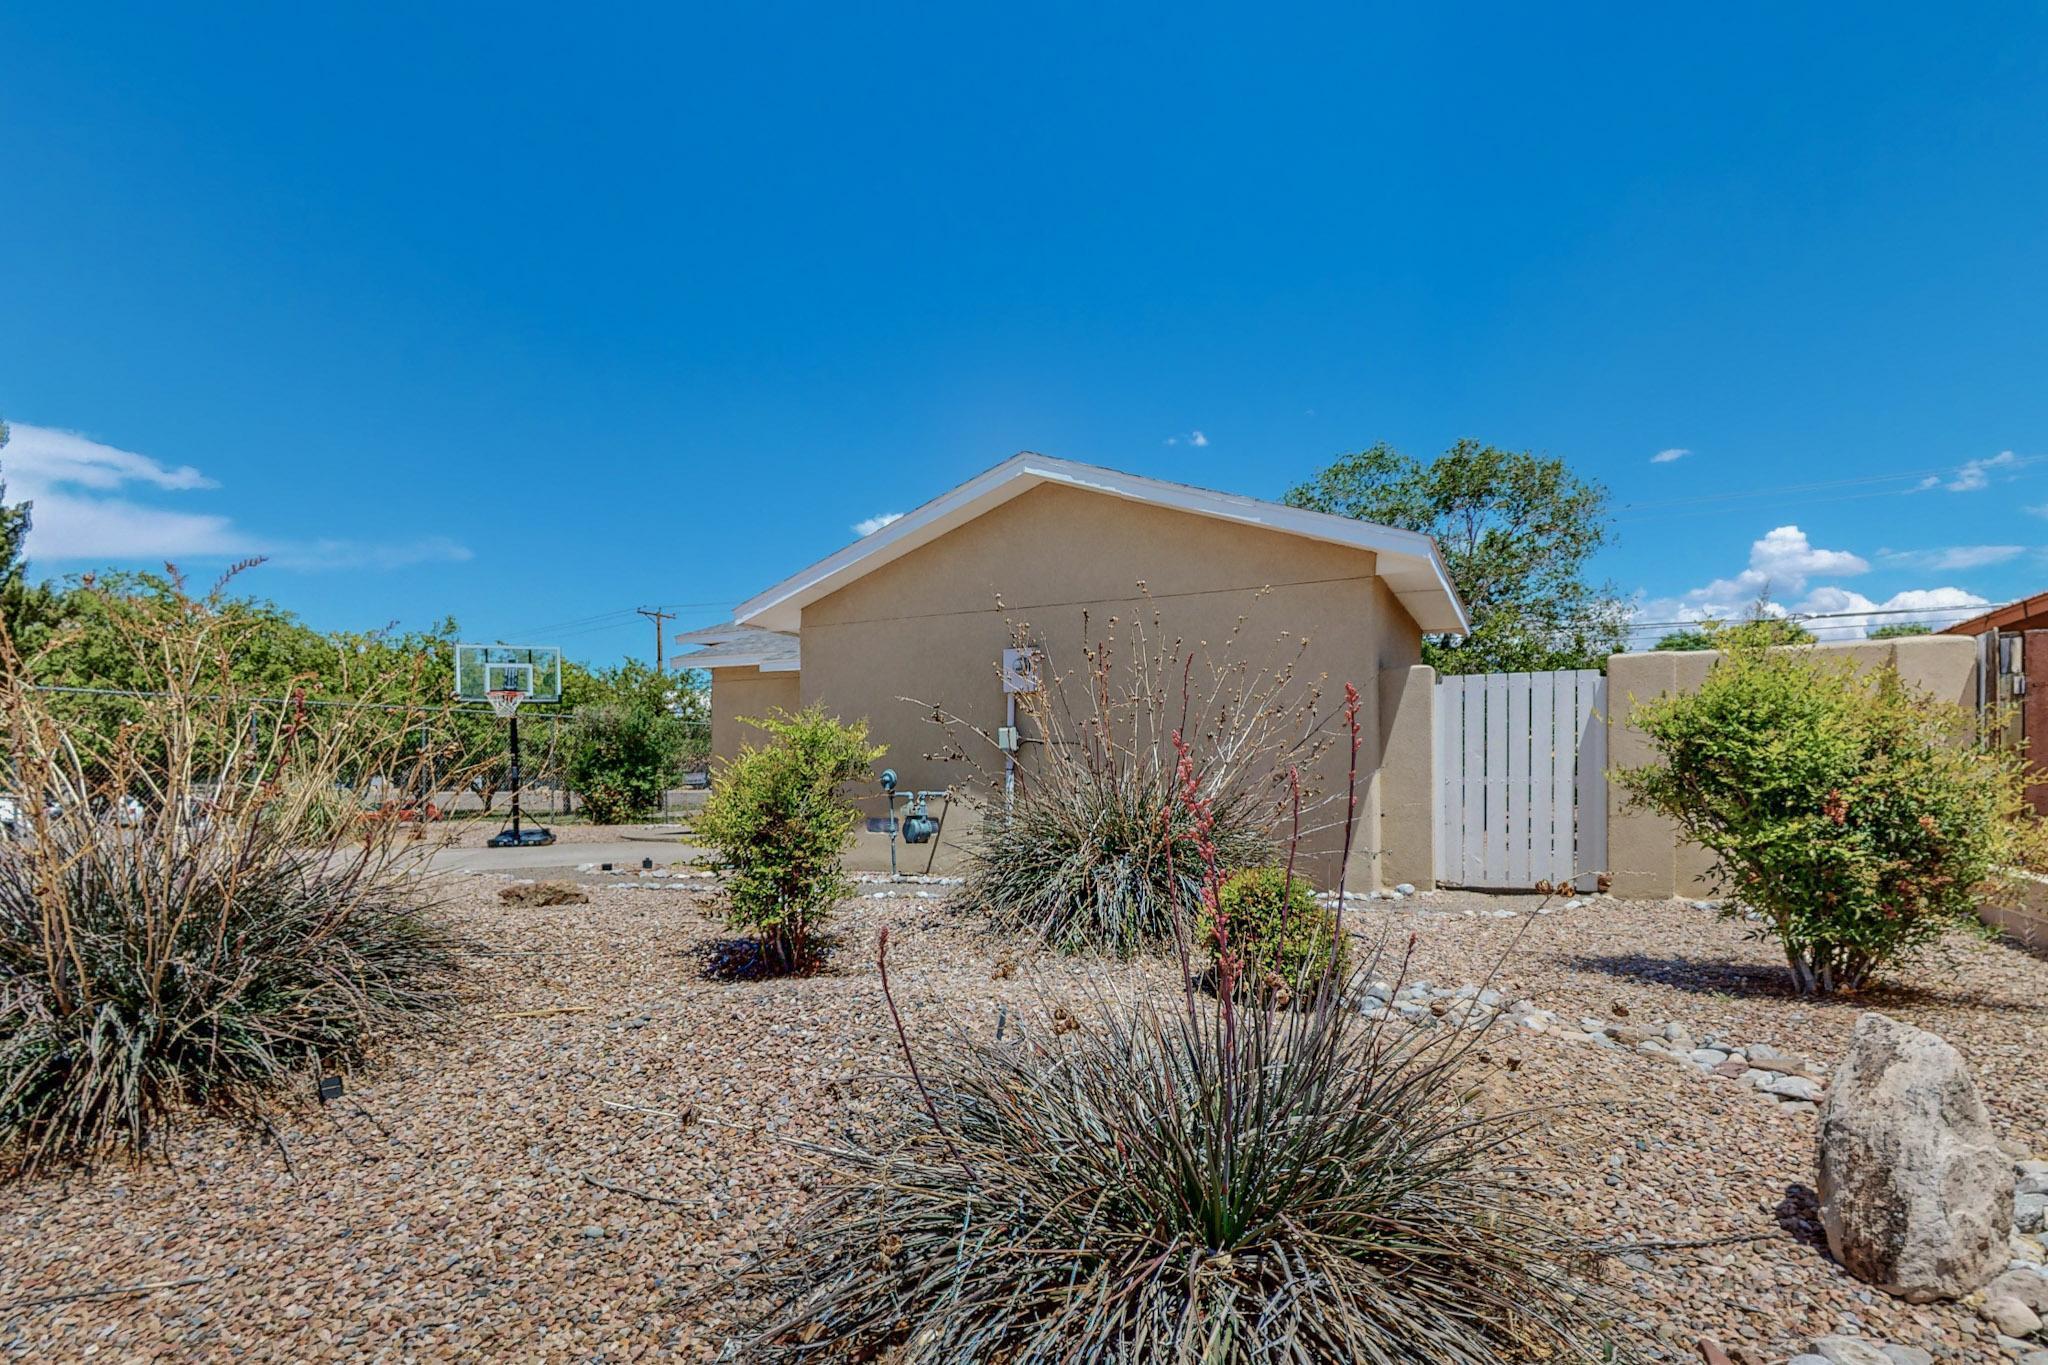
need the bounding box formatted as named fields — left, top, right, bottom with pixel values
left=1616, top=628, right=2043, bottom=995
left=736, top=695, right=1625, bottom=1363
left=0, top=573, right=465, bottom=1175
left=951, top=604, right=1338, bottom=956
left=694, top=707, right=883, bottom=973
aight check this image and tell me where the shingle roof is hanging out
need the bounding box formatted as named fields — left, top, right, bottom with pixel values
left=672, top=623, right=800, bottom=671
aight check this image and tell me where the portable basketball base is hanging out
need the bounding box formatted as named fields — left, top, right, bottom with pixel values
left=455, top=645, right=563, bottom=850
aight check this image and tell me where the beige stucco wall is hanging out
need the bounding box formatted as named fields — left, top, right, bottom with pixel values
left=1606, top=634, right=1981, bottom=899
left=708, top=666, right=802, bottom=768
left=795, top=481, right=1431, bottom=888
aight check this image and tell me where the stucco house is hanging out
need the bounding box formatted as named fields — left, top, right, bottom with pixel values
left=677, top=453, right=1467, bottom=890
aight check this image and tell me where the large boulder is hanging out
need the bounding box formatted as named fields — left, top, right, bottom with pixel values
left=1817, top=1013, right=2013, bottom=1301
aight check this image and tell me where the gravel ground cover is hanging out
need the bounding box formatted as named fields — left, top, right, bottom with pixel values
left=2, top=875, right=2044, bottom=1361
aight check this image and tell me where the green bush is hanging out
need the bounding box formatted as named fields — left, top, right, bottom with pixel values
left=694, top=707, right=883, bottom=972
left=1198, top=866, right=1344, bottom=996
left=564, top=701, right=688, bottom=823
left=1616, top=632, right=2040, bottom=994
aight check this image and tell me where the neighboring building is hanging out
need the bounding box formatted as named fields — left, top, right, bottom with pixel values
left=1945, top=595, right=2045, bottom=812
left=678, top=452, right=1467, bottom=889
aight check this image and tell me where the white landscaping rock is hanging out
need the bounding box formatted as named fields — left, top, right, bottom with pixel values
left=1762, top=1074, right=1825, bottom=1102
left=1818, top=1012, right=2014, bottom=1302
left=1810, top=1337, right=1893, bottom=1365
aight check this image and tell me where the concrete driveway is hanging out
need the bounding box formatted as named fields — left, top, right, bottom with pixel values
left=422, top=833, right=708, bottom=876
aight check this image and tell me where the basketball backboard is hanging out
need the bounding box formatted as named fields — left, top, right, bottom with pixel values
left=454, top=644, right=563, bottom=703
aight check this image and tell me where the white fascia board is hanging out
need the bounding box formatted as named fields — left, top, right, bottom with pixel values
left=735, top=453, right=1470, bottom=635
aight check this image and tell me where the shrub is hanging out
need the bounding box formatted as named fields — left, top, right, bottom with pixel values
left=1615, top=631, right=2040, bottom=994
left=1198, top=865, right=1343, bottom=995
left=736, top=963, right=1619, bottom=1362
left=0, top=575, right=463, bottom=1174
left=564, top=701, right=687, bottom=823
left=694, top=707, right=883, bottom=972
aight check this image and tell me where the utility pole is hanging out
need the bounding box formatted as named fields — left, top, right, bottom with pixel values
left=636, top=606, right=674, bottom=670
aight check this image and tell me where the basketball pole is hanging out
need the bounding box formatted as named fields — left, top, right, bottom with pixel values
left=507, top=707, right=524, bottom=844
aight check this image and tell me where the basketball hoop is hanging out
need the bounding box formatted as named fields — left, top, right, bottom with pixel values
left=487, top=688, right=525, bottom=719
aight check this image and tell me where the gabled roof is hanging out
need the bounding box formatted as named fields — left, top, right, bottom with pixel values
left=732, top=453, right=1471, bottom=634
left=672, top=623, right=800, bottom=672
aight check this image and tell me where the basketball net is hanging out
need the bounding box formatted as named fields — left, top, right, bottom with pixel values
left=488, top=688, right=526, bottom=719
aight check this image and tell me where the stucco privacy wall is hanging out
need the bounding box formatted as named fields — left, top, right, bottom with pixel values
left=795, top=481, right=1434, bottom=890
left=1605, top=635, right=1981, bottom=899
left=708, top=666, right=802, bottom=767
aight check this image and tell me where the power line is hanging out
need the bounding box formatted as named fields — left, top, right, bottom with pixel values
left=1612, top=453, right=2045, bottom=522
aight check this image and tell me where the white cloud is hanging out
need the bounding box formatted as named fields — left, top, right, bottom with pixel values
left=1164, top=430, right=1210, bottom=447
left=852, top=512, right=903, bottom=537
left=1650, top=447, right=1690, bottom=464
left=1638, top=524, right=1867, bottom=621
left=1878, top=544, right=2025, bottom=572
left=1635, top=522, right=1990, bottom=640
left=1791, top=585, right=1988, bottom=637
left=2, top=422, right=470, bottom=571
left=1666, top=525, right=1869, bottom=617
left=1919, top=449, right=2024, bottom=493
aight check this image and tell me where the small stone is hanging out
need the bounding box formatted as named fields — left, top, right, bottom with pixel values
left=1811, top=1337, right=1893, bottom=1365
left=1690, top=1048, right=1731, bottom=1067
left=1563, top=898, right=1584, bottom=909
left=1990, top=1267, right=2048, bottom=1314
left=1880, top=1348, right=1934, bottom=1365
left=1393, top=883, right=1416, bottom=896
left=580, top=1225, right=606, bottom=1239
left=1763, top=1074, right=1825, bottom=1102
left=2020, top=1193, right=2048, bottom=1234
left=1983, top=1294, right=2042, bottom=1338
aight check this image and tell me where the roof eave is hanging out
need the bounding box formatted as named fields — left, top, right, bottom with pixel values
left=733, top=452, right=1472, bottom=636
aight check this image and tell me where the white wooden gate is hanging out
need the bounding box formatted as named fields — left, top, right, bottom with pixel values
left=1434, top=670, right=1607, bottom=890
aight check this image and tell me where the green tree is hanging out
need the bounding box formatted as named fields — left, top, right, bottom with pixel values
left=1867, top=622, right=1932, bottom=640
left=1287, top=440, right=1627, bottom=674
left=563, top=697, right=690, bottom=823
left=1652, top=616, right=1816, bottom=652
left=0, top=419, right=57, bottom=649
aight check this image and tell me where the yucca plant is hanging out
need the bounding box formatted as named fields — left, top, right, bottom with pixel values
left=0, top=570, right=468, bottom=1174
left=734, top=690, right=1627, bottom=1362
left=947, top=601, right=1340, bottom=955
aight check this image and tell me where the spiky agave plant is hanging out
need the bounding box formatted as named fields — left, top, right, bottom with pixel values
left=735, top=696, right=1626, bottom=1363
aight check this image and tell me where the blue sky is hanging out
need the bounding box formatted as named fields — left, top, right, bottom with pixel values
left=3, top=4, right=2046, bottom=663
